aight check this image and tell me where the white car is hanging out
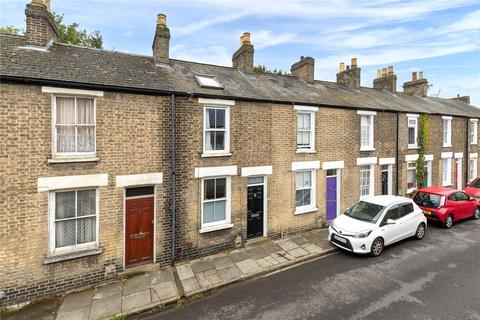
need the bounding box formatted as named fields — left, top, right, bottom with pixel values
left=328, top=195, right=427, bottom=257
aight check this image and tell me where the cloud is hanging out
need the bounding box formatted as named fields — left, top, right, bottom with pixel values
left=173, top=12, right=247, bottom=35
left=436, top=9, right=480, bottom=33
left=252, top=30, right=296, bottom=49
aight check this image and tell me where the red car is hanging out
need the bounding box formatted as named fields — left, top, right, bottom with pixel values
left=465, top=178, right=480, bottom=202
left=413, top=186, right=480, bottom=228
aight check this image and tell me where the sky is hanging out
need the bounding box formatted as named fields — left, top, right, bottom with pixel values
left=1, top=0, right=479, bottom=106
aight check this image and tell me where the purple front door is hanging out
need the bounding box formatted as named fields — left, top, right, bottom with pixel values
left=326, top=176, right=337, bottom=221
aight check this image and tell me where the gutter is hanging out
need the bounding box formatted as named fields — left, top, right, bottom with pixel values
left=170, top=94, right=177, bottom=266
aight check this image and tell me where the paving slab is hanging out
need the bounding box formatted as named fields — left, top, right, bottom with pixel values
left=275, top=239, right=299, bottom=251
left=93, top=281, right=122, bottom=300
left=149, top=269, right=174, bottom=285
left=182, top=277, right=200, bottom=293
left=230, top=251, right=250, bottom=263
left=56, top=306, right=90, bottom=320
left=57, top=289, right=93, bottom=314
left=217, top=264, right=241, bottom=282
left=235, top=259, right=262, bottom=275
left=245, top=246, right=270, bottom=260
left=151, top=281, right=178, bottom=302
left=205, top=270, right=222, bottom=285
left=89, top=295, right=121, bottom=320
left=3, top=299, right=60, bottom=320
left=191, top=259, right=215, bottom=274
left=176, top=263, right=194, bottom=280
left=303, top=243, right=323, bottom=254
left=211, top=255, right=234, bottom=269
left=288, top=247, right=309, bottom=258
left=122, top=289, right=151, bottom=313
left=123, top=274, right=149, bottom=295
left=290, top=236, right=310, bottom=246
left=262, top=242, right=283, bottom=254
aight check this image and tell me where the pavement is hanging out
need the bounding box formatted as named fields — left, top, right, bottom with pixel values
left=135, top=218, right=480, bottom=320
left=2, top=228, right=334, bottom=320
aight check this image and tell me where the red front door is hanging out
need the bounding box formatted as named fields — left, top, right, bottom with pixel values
left=125, top=197, right=154, bottom=267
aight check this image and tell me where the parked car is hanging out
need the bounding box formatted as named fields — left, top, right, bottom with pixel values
left=465, top=178, right=480, bottom=202
left=329, top=196, right=427, bottom=257
left=413, top=186, right=480, bottom=228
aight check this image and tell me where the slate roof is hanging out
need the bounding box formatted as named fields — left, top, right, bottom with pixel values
left=1, top=33, right=479, bottom=117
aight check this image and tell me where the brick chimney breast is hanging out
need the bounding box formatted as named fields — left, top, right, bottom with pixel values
left=152, top=13, right=170, bottom=65
left=373, top=65, right=397, bottom=93
left=452, top=94, right=470, bottom=104
left=232, top=32, right=254, bottom=73
left=336, top=57, right=361, bottom=89
left=25, top=0, right=58, bottom=47
left=291, top=56, right=315, bottom=82
left=403, top=71, right=428, bottom=96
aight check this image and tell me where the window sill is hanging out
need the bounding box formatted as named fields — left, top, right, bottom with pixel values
left=443, top=145, right=452, bottom=148
left=48, top=157, right=100, bottom=164
left=44, top=247, right=102, bottom=264
left=296, top=149, right=316, bottom=154
left=407, top=145, right=419, bottom=150
left=359, top=147, right=375, bottom=152
left=442, top=183, right=452, bottom=187
left=199, top=223, right=234, bottom=234
left=406, top=188, right=416, bottom=194
left=201, top=153, right=232, bottom=158
left=294, top=206, right=318, bottom=215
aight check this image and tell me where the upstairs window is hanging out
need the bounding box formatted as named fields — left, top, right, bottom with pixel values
left=296, top=111, right=315, bottom=151
left=358, top=111, right=376, bottom=151
left=203, top=106, right=230, bottom=155
left=442, top=117, right=452, bottom=147
left=407, top=115, right=418, bottom=148
left=54, top=97, right=96, bottom=157
left=471, top=119, right=478, bottom=145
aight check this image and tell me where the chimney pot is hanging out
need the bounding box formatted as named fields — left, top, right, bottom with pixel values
left=376, top=70, right=381, bottom=78
left=381, top=68, right=387, bottom=77
left=240, top=32, right=251, bottom=45
left=351, top=57, right=357, bottom=67
left=419, top=71, right=424, bottom=79
left=387, top=66, right=394, bottom=75
left=157, top=13, right=167, bottom=26
left=346, top=65, right=350, bottom=70
left=339, top=62, right=345, bottom=72
left=412, top=71, right=417, bottom=81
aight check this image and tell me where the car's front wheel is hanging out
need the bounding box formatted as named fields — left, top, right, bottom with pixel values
left=444, top=214, right=454, bottom=228
left=370, top=238, right=384, bottom=257
left=473, top=207, right=480, bottom=220
left=414, top=223, right=426, bottom=240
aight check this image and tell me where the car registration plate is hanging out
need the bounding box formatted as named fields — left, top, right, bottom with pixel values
left=333, top=234, right=347, bottom=243
left=423, top=210, right=431, bottom=215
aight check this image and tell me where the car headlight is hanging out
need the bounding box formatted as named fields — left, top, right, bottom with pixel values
left=353, top=230, right=372, bottom=238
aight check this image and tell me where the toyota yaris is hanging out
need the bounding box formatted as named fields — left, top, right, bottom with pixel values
left=329, top=196, right=427, bottom=257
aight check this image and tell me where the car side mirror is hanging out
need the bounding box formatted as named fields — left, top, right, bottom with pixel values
left=387, top=219, right=396, bottom=225
left=470, top=197, right=476, bottom=201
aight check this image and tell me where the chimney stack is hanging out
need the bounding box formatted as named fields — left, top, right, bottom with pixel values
left=403, top=71, right=428, bottom=96
left=152, top=13, right=170, bottom=65
left=452, top=94, right=471, bottom=104
left=232, top=32, right=254, bottom=73
left=373, top=65, right=397, bottom=93
left=25, top=0, right=58, bottom=47
left=291, top=56, right=315, bottom=82
left=336, top=57, right=361, bottom=89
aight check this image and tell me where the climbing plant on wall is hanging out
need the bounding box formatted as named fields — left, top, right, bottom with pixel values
left=416, top=114, right=430, bottom=189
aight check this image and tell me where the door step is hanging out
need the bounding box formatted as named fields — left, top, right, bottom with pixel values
left=119, top=263, right=159, bottom=278
left=245, top=237, right=270, bottom=247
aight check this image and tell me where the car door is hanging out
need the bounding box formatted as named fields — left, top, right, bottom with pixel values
left=380, top=205, right=402, bottom=245
left=397, top=203, right=418, bottom=239
left=446, top=193, right=461, bottom=221
left=455, top=192, right=474, bottom=219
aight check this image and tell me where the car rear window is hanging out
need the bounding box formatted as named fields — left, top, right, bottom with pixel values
left=414, top=192, right=442, bottom=209
left=470, top=178, right=480, bottom=188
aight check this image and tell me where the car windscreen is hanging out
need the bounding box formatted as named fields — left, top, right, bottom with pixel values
left=344, top=201, right=385, bottom=224
left=413, top=192, right=443, bottom=209
left=470, top=178, right=480, bottom=188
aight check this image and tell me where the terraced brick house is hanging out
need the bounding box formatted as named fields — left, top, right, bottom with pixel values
left=1, top=0, right=479, bottom=307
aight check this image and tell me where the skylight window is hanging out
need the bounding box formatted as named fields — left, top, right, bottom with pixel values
left=195, top=74, right=223, bottom=89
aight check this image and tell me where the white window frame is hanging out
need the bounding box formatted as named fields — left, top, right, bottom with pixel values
left=358, top=111, right=376, bottom=151
left=470, top=119, right=478, bottom=145
left=48, top=188, right=100, bottom=256
left=294, top=169, right=317, bottom=215
left=296, top=111, right=315, bottom=152
left=359, top=165, right=375, bottom=199
left=406, top=161, right=417, bottom=193
left=442, top=157, right=452, bottom=186
left=52, top=95, right=97, bottom=159
left=470, top=158, right=478, bottom=182
left=442, top=116, right=452, bottom=148
left=407, top=114, right=419, bottom=149
left=200, top=176, right=232, bottom=233
left=202, top=105, right=230, bottom=157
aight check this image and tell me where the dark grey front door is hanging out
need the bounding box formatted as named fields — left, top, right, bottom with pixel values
left=247, top=185, right=264, bottom=238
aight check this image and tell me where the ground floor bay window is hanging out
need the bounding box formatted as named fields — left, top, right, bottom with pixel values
left=49, top=189, right=99, bottom=254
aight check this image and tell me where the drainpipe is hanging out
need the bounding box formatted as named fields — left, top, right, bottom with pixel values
left=396, top=112, right=400, bottom=195
left=465, top=118, right=469, bottom=185
left=170, top=94, right=176, bottom=266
